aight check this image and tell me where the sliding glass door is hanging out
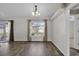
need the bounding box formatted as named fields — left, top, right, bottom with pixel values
left=29, top=20, right=45, bottom=41
left=0, top=21, right=11, bottom=42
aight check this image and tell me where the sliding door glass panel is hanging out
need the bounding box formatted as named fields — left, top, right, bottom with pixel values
left=0, top=21, right=10, bottom=42
left=30, top=20, right=45, bottom=41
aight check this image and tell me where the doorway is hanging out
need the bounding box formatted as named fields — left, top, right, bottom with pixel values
left=27, top=20, right=47, bottom=41
left=69, top=10, right=78, bottom=55
left=0, top=20, right=14, bottom=42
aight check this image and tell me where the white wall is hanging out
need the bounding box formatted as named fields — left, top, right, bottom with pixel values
left=14, top=18, right=28, bottom=41
left=47, top=20, right=52, bottom=41
left=51, top=9, right=69, bottom=56
left=10, top=18, right=51, bottom=41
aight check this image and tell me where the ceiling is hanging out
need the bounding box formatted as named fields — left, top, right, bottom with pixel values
left=0, top=3, right=62, bottom=19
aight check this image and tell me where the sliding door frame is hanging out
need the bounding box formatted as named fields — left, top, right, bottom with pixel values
left=27, top=20, right=31, bottom=41
left=9, top=20, right=14, bottom=42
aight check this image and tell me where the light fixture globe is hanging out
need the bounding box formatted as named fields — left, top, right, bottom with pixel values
left=32, top=5, right=40, bottom=16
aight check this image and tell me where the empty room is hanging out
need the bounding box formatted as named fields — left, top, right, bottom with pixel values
left=0, top=3, right=78, bottom=56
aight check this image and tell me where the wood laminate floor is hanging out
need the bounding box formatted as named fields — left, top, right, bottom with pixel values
left=0, top=41, right=63, bottom=56
left=70, top=48, right=79, bottom=56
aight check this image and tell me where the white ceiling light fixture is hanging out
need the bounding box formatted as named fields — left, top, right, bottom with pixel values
left=32, top=5, right=40, bottom=16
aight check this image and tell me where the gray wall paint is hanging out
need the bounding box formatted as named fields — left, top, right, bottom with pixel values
left=14, top=18, right=28, bottom=41
left=51, top=9, right=69, bottom=56
left=47, top=20, right=52, bottom=41
left=13, top=18, right=51, bottom=41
